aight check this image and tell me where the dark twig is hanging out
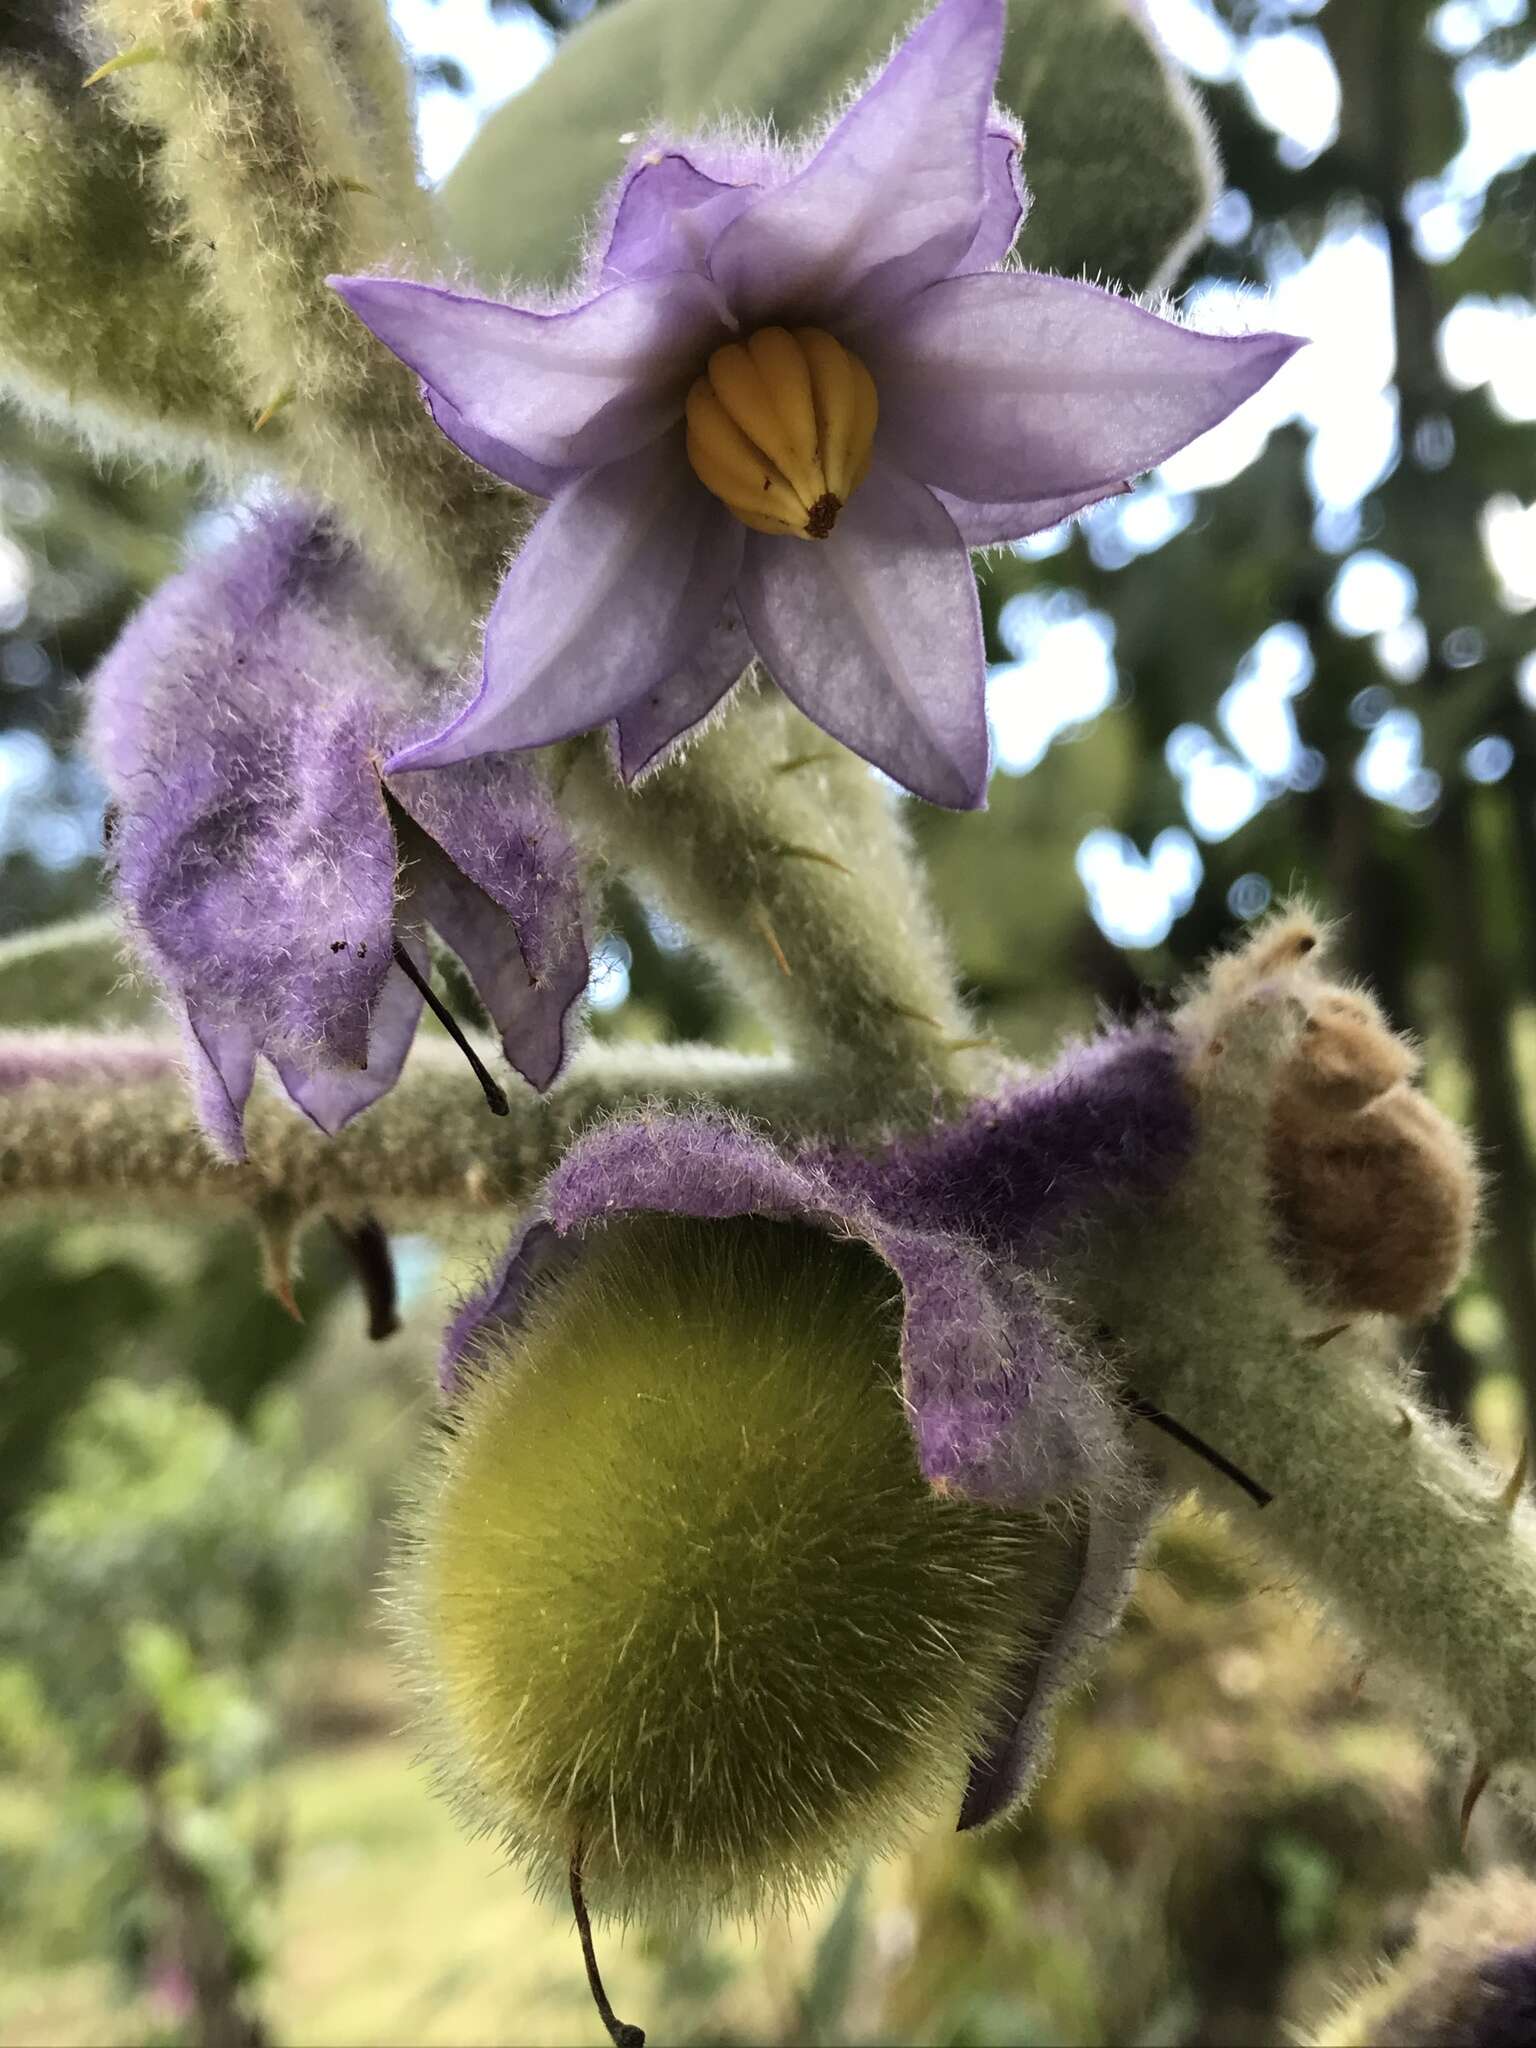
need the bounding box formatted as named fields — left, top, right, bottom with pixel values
left=569, top=1845, right=645, bottom=2048
left=326, top=1214, right=400, bottom=1340
left=1123, top=1388, right=1274, bottom=1508
left=390, top=941, right=509, bottom=1116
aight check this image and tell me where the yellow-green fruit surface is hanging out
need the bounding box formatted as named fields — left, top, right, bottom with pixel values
left=406, top=1214, right=1056, bottom=1922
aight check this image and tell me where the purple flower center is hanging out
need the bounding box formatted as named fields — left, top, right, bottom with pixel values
left=683, top=325, right=878, bottom=540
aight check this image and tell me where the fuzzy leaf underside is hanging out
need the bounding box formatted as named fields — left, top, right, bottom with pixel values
left=440, top=0, right=1217, bottom=298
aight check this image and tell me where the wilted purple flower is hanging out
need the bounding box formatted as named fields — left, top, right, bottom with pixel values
left=333, top=0, right=1300, bottom=809
left=90, top=505, right=589, bottom=1162
left=443, top=1022, right=1195, bottom=1823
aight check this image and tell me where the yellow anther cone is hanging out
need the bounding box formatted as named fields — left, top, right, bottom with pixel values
left=686, top=326, right=878, bottom=540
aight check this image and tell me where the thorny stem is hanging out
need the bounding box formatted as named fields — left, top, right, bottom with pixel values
left=1131, top=1316, right=1536, bottom=1802
left=0, top=1036, right=852, bottom=1222
left=555, top=689, right=986, bottom=1118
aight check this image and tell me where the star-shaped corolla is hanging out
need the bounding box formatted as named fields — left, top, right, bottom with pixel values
left=333, top=0, right=1301, bottom=810
left=90, top=506, right=589, bottom=1161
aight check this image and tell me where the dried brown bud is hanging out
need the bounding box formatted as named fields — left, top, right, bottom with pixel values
left=1185, top=908, right=1479, bottom=1320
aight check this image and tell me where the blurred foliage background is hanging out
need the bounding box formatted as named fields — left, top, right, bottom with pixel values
left=3, top=0, right=1536, bottom=2041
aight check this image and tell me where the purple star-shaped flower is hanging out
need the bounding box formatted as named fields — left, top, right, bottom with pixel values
left=442, top=1022, right=1195, bottom=1823
left=333, top=0, right=1300, bottom=809
left=90, top=505, right=589, bottom=1162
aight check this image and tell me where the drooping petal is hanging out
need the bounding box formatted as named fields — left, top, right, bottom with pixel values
left=737, top=459, right=989, bottom=809
left=958, top=123, right=1027, bottom=273
left=183, top=1007, right=258, bottom=1165
left=598, top=147, right=759, bottom=286
left=865, top=270, right=1304, bottom=502
left=273, top=942, right=425, bottom=1138
left=613, top=603, right=753, bottom=783
left=256, top=702, right=401, bottom=1073
left=937, top=481, right=1127, bottom=548
left=706, top=0, right=1004, bottom=330
left=91, top=503, right=594, bottom=1152
left=387, top=754, right=590, bottom=1091
left=92, top=527, right=401, bottom=1079
left=388, top=439, right=743, bottom=769
left=960, top=1495, right=1153, bottom=1828
left=330, top=272, right=727, bottom=477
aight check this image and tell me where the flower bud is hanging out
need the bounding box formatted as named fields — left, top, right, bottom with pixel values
left=1181, top=909, right=1479, bottom=1321
left=403, top=1213, right=1062, bottom=1923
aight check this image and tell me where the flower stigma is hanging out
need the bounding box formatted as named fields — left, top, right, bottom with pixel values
left=685, top=326, right=878, bottom=541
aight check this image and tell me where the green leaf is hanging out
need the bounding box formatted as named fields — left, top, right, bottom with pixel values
left=441, top=0, right=1216, bottom=297
left=0, top=915, right=151, bottom=1028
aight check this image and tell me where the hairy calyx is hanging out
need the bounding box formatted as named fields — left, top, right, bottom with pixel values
left=685, top=325, right=877, bottom=539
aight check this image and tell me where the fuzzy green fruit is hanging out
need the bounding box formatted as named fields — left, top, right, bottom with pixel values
left=404, top=1214, right=1060, bottom=1923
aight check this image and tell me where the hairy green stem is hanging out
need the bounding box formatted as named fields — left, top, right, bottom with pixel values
left=86, top=0, right=514, bottom=633
left=295, top=0, right=428, bottom=219
left=0, top=1034, right=838, bottom=1222
left=558, top=685, right=989, bottom=1118
left=0, top=54, right=255, bottom=459
left=1139, top=1322, right=1536, bottom=1789
left=1068, top=995, right=1536, bottom=1793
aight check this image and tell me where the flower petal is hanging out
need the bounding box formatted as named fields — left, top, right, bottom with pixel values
left=183, top=1007, right=258, bottom=1165
left=329, top=272, right=728, bottom=476
left=599, top=148, right=759, bottom=286
left=959, top=123, right=1027, bottom=272
left=260, top=705, right=402, bottom=1072
left=865, top=270, right=1304, bottom=501
left=707, top=0, right=1004, bottom=329
left=737, top=460, right=989, bottom=809
left=387, top=755, right=590, bottom=1091
left=273, top=943, right=425, bottom=1138
left=613, top=604, right=752, bottom=783
left=422, top=385, right=575, bottom=499
left=388, top=439, right=743, bottom=769
left=936, top=480, right=1126, bottom=547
